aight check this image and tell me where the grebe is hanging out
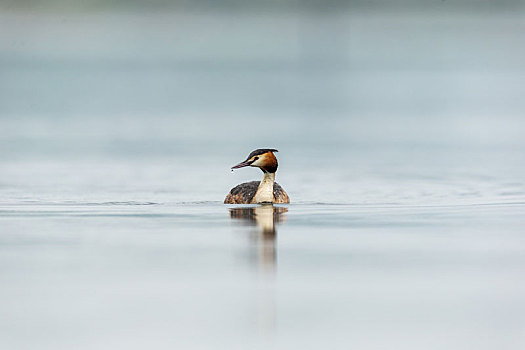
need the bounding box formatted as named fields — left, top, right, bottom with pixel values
left=224, top=149, right=290, bottom=204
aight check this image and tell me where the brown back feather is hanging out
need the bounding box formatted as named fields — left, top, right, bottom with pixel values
left=224, top=181, right=290, bottom=204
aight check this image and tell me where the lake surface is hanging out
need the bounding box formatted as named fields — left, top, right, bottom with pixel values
left=1, top=8, right=525, bottom=350
left=1, top=199, right=524, bottom=349
left=1, top=153, right=524, bottom=350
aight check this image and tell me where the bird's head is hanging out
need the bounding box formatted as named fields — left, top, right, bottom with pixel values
left=231, top=148, right=279, bottom=173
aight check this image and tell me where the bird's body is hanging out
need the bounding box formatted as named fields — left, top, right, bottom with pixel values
left=224, top=149, right=290, bottom=204
left=224, top=180, right=290, bottom=204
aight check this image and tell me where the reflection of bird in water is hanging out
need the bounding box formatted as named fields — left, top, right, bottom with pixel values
left=225, top=149, right=290, bottom=204
left=229, top=205, right=287, bottom=343
left=229, top=205, right=288, bottom=274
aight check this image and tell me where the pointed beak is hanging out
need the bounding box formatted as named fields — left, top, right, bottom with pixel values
left=231, top=160, right=251, bottom=169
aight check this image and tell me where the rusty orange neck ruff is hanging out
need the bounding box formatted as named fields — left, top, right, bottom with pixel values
left=257, top=152, right=278, bottom=174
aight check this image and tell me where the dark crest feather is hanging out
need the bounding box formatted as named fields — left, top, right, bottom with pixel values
left=246, top=148, right=278, bottom=159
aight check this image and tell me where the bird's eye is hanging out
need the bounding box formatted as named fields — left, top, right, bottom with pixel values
left=253, top=157, right=259, bottom=161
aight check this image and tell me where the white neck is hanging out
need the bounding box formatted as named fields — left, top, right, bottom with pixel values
left=253, top=172, right=275, bottom=204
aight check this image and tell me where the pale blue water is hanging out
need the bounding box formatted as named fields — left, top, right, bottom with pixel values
left=1, top=200, right=524, bottom=349
left=1, top=8, right=525, bottom=350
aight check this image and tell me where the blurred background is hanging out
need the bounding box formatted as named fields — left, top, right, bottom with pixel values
left=1, top=0, right=524, bottom=204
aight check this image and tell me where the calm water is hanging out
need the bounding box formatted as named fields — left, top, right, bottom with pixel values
left=1, top=199, right=524, bottom=349
left=1, top=152, right=524, bottom=350
left=1, top=8, right=525, bottom=350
